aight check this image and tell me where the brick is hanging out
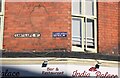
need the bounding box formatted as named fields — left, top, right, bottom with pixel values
left=98, top=2, right=119, bottom=55
left=2, top=2, right=120, bottom=55
left=3, top=2, right=71, bottom=52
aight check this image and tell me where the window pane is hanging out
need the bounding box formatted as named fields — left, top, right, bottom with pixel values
left=0, top=17, right=1, bottom=34
left=72, top=18, right=82, bottom=46
left=86, top=18, right=95, bottom=48
left=72, top=0, right=81, bottom=14
left=0, top=17, right=1, bottom=28
left=85, top=0, right=94, bottom=16
left=0, top=0, right=1, bottom=13
left=0, top=17, right=1, bottom=49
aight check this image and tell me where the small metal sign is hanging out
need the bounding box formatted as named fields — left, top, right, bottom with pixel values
left=52, top=32, right=67, bottom=38
left=14, top=32, right=41, bottom=38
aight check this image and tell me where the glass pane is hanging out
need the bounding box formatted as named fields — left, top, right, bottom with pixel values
left=0, top=0, right=1, bottom=13
left=85, top=0, right=94, bottom=16
left=72, top=0, right=81, bottom=14
left=86, top=18, right=95, bottom=48
left=0, top=17, right=1, bottom=39
left=0, top=17, right=1, bottom=50
left=72, top=18, right=82, bottom=46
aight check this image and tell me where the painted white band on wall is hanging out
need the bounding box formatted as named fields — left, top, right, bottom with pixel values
left=0, top=64, right=119, bottom=77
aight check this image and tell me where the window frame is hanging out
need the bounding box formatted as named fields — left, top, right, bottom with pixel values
left=0, top=0, right=5, bottom=15
left=72, top=0, right=97, bottom=52
left=72, top=17, right=84, bottom=52
left=0, top=0, right=5, bottom=49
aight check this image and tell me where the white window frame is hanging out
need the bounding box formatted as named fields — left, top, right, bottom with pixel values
left=72, top=0, right=97, bottom=53
left=0, top=0, right=5, bottom=49
left=72, top=17, right=84, bottom=52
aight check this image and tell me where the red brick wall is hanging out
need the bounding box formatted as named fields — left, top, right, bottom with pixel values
left=3, top=2, right=120, bottom=55
left=3, top=2, right=71, bottom=52
left=98, top=2, right=119, bottom=55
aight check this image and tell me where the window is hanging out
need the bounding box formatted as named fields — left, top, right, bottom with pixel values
left=0, top=0, right=4, bottom=49
left=72, top=0, right=97, bottom=52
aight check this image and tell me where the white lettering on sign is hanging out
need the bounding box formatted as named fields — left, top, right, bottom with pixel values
left=52, top=32, right=67, bottom=38
left=14, top=32, right=40, bottom=38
